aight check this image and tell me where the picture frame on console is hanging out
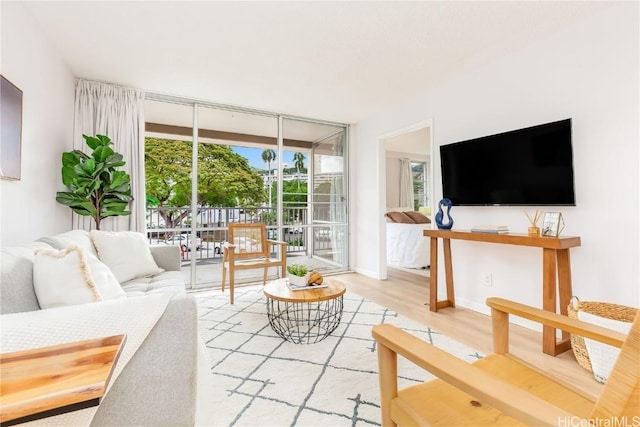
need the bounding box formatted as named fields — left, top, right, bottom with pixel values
left=542, top=212, right=563, bottom=237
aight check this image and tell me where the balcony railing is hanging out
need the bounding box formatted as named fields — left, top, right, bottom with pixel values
left=146, top=205, right=342, bottom=263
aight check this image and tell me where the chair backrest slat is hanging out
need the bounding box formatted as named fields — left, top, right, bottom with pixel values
left=591, top=312, right=640, bottom=418
left=228, top=223, right=269, bottom=259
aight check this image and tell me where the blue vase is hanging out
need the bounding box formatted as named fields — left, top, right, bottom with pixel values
left=435, top=198, right=454, bottom=230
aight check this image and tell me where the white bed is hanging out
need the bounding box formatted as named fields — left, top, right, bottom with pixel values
left=386, top=222, right=431, bottom=269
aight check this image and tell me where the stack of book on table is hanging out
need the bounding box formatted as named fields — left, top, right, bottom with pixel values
left=470, top=225, right=509, bottom=234
left=287, top=281, right=329, bottom=291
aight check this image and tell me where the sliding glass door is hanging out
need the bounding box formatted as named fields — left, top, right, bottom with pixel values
left=195, top=106, right=279, bottom=288
left=282, top=118, right=348, bottom=273
left=144, top=97, right=348, bottom=289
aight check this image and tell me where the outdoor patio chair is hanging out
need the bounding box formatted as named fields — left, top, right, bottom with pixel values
left=221, top=222, right=288, bottom=304
left=372, top=297, right=639, bottom=426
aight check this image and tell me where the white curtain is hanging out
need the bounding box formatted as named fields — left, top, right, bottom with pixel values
left=72, top=80, right=146, bottom=232
left=399, top=158, right=414, bottom=209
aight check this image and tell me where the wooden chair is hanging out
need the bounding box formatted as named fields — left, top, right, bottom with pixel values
left=221, top=222, right=287, bottom=304
left=372, top=297, right=639, bottom=426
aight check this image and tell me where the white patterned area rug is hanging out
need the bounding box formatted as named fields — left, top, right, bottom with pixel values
left=195, top=286, right=483, bottom=427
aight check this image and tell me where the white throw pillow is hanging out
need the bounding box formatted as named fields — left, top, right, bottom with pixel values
left=90, top=230, right=163, bottom=283
left=578, top=310, right=633, bottom=383
left=33, top=245, right=126, bottom=309
left=85, top=252, right=127, bottom=301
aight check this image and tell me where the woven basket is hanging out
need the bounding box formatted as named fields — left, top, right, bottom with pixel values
left=567, top=299, right=638, bottom=373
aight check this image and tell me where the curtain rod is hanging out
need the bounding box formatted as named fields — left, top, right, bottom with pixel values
left=144, top=91, right=349, bottom=128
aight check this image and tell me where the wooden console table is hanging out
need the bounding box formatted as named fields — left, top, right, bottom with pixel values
left=423, top=229, right=581, bottom=356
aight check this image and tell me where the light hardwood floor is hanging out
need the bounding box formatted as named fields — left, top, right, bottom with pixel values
left=333, top=268, right=605, bottom=399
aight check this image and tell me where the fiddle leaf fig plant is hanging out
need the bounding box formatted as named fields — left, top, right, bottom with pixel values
left=56, top=134, right=133, bottom=230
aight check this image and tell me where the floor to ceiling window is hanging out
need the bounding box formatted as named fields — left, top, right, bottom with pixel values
left=144, top=96, right=349, bottom=289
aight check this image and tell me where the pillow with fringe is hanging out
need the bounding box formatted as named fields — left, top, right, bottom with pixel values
left=33, top=245, right=126, bottom=309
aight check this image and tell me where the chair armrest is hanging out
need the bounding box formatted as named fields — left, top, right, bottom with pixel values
left=222, top=242, right=236, bottom=262
left=487, top=298, right=627, bottom=348
left=266, top=239, right=287, bottom=247
left=149, top=245, right=181, bottom=271
left=372, top=323, right=578, bottom=426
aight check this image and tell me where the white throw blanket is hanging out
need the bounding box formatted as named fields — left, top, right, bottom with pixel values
left=0, top=293, right=172, bottom=426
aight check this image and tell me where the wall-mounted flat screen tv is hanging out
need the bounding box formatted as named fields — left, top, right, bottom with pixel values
left=440, top=119, right=575, bottom=206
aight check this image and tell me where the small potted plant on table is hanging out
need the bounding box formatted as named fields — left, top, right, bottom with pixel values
left=287, top=264, right=309, bottom=287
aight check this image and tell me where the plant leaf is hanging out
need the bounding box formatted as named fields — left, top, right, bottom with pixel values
left=83, top=134, right=102, bottom=150
left=73, top=163, right=92, bottom=178
left=102, top=210, right=131, bottom=218
left=109, top=184, right=131, bottom=193
left=96, top=134, right=112, bottom=146
left=104, top=153, right=124, bottom=167
left=83, top=159, right=96, bottom=174
left=56, top=193, right=96, bottom=215
left=113, top=193, right=134, bottom=202
left=70, top=207, right=93, bottom=216
left=61, top=166, right=77, bottom=187
left=62, top=152, right=80, bottom=168
left=109, top=171, right=130, bottom=189
left=93, top=145, right=115, bottom=163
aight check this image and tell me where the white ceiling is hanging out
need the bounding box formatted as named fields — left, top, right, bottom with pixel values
left=21, top=1, right=612, bottom=124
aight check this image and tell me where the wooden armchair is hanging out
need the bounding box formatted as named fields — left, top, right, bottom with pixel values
left=372, top=298, right=639, bottom=426
left=221, top=222, right=287, bottom=304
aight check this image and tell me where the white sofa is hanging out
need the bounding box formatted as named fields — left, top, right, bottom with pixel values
left=1, top=230, right=212, bottom=426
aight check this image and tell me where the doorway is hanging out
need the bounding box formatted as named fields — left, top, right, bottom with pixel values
left=377, top=120, right=434, bottom=280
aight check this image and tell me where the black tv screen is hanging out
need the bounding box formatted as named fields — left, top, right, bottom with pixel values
left=440, top=119, right=575, bottom=206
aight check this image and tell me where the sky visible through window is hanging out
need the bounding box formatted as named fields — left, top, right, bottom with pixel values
left=232, top=146, right=299, bottom=170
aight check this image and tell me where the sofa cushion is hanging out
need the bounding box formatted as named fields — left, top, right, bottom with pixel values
left=33, top=245, right=127, bottom=309
left=0, top=242, right=51, bottom=314
left=90, top=230, right=163, bottom=283
left=38, top=229, right=98, bottom=257
left=121, top=271, right=187, bottom=297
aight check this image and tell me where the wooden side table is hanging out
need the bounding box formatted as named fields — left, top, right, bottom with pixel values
left=263, top=278, right=346, bottom=344
left=423, top=229, right=581, bottom=356
left=1, top=335, right=126, bottom=425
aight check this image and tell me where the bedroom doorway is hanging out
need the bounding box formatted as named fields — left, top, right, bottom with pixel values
left=377, top=120, right=434, bottom=280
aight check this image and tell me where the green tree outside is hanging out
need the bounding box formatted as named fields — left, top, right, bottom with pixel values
left=293, top=152, right=305, bottom=189
left=145, top=138, right=265, bottom=227
left=261, top=149, right=276, bottom=207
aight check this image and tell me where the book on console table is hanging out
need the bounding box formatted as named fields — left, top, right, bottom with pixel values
left=470, top=225, right=509, bottom=234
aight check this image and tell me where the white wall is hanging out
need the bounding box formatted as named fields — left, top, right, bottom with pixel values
left=353, top=4, right=639, bottom=312
left=0, top=2, right=75, bottom=245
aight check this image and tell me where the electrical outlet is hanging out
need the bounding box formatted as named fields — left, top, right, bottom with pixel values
left=482, top=273, right=492, bottom=287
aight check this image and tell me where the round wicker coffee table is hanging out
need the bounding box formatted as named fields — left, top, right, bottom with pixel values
left=263, top=278, right=346, bottom=344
